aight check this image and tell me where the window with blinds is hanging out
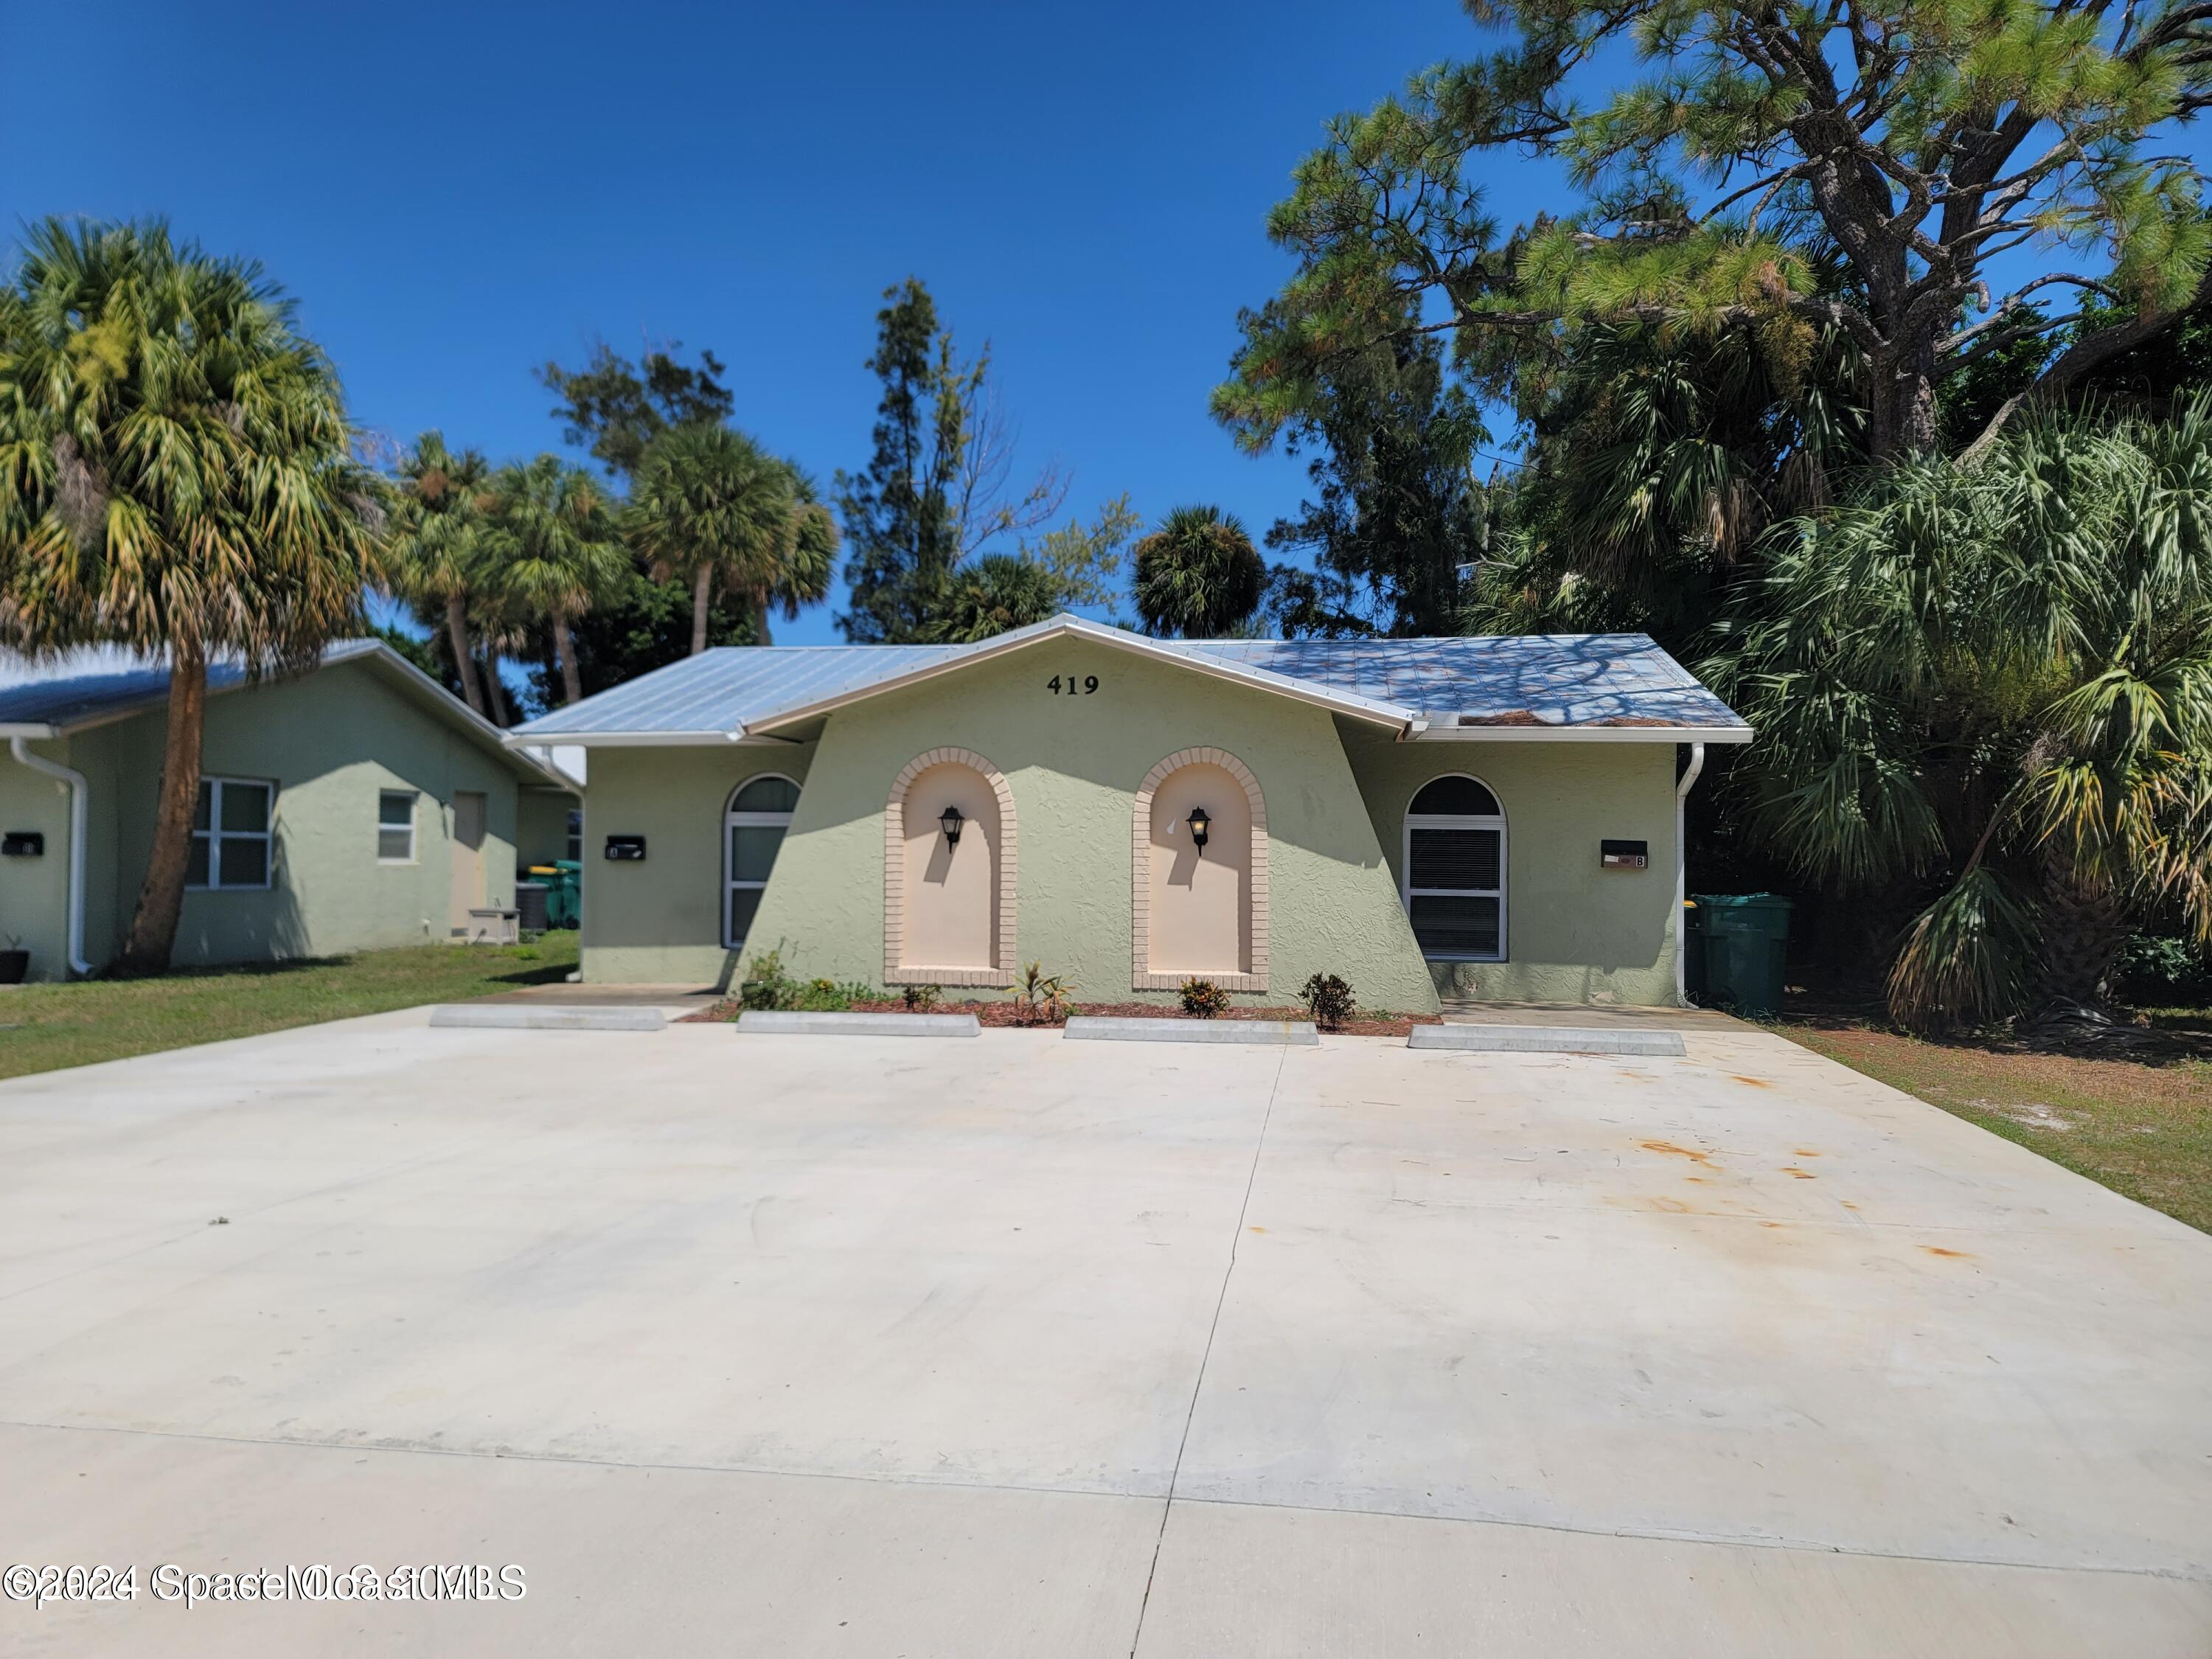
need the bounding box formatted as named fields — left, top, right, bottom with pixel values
left=1402, top=775, right=1504, bottom=961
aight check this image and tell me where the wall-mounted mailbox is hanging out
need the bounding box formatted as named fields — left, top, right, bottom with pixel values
left=1600, top=838, right=1649, bottom=870
left=603, top=835, right=647, bottom=862
left=1, top=832, right=45, bottom=858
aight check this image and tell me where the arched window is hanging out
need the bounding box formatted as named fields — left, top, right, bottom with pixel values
left=725, top=773, right=800, bottom=947
left=1403, top=774, right=1505, bottom=961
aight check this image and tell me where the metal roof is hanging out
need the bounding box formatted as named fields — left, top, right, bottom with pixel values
left=1164, top=633, right=1745, bottom=731
left=0, top=640, right=575, bottom=786
left=508, top=643, right=967, bottom=740
left=507, top=613, right=1750, bottom=745
left=0, top=639, right=381, bottom=731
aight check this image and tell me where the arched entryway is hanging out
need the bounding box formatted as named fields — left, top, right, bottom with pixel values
left=884, top=748, right=1017, bottom=987
left=1132, top=747, right=1267, bottom=992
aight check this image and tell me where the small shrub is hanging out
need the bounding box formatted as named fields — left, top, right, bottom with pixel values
left=790, top=977, right=857, bottom=1012
left=902, top=983, right=942, bottom=1011
left=1300, top=973, right=1356, bottom=1029
left=1180, top=978, right=1231, bottom=1017
left=2118, top=934, right=2209, bottom=1001
left=738, top=944, right=798, bottom=1010
left=1008, top=961, right=1074, bottom=1025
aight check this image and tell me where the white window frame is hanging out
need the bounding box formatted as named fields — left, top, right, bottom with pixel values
left=723, top=773, right=799, bottom=948
left=565, top=807, right=583, bottom=863
left=377, top=789, right=419, bottom=865
left=189, top=776, right=276, bottom=893
left=1401, top=774, right=1506, bottom=962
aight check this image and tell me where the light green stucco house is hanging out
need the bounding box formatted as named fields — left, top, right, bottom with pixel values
left=0, top=641, right=580, bottom=981
left=507, top=615, right=1751, bottom=1012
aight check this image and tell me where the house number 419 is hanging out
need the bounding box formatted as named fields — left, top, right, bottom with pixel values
left=1046, top=674, right=1099, bottom=695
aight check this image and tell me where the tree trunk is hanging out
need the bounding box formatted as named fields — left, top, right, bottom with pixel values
left=1869, top=346, right=1939, bottom=461
left=751, top=588, right=772, bottom=647
left=445, top=593, right=486, bottom=717
left=690, top=566, right=713, bottom=655
left=554, top=615, right=583, bottom=705
left=2030, top=849, right=2130, bottom=1012
left=116, top=636, right=209, bottom=976
left=482, top=647, right=510, bottom=728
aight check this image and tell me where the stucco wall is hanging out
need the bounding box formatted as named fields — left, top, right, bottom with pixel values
left=580, top=743, right=815, bottom=987
left=1336, top=720, right=1682, bottom=1005
left=0, top=659, right=538, bottom=978
left=0, top=742, right=75, bottom=978
left=583, top=636, right=1440, bottom=1010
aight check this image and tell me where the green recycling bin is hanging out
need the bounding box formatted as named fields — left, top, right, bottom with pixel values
left=526, top=860, right=583, bottom=931
left=1691, top=893, right=1793, bottom=1016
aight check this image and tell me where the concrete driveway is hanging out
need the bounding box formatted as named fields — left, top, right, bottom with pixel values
left=1, top=1014, right=2208, bottom=1655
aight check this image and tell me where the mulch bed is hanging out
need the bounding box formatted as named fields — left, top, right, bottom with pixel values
left=684, top=998, right=1438, bottom=1037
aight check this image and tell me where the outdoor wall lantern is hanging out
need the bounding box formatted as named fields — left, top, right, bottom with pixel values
left=939, top=804, right=965, bottom=846
left=1186, top=806, right=1211, bottom=850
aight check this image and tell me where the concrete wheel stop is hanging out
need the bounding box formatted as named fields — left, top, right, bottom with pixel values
left=1408, top=1023, right=1686, bottom=1057
left=1063, top=1017, right=1320, bottom=1046
left=737, top=1010, right=981, bottom=1037
left=429, top=1005, right=667, bottom=1032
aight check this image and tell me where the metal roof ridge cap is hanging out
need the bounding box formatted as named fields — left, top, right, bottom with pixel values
left=735, top=615, right=1092, bottom=730
left=741, top=614, right=1419, bottom=732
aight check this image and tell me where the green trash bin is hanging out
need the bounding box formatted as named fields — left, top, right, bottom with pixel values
left=1691, top=893, right=1793, bottom=1016
left=1682, top=900, right=1708, bottom=1001
left=526, top=860, right=583, bottom=931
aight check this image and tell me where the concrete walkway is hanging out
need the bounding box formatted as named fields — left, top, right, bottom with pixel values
left=1, top=1013, right=2206, bottom=1655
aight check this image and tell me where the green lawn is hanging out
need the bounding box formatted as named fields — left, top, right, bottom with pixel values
left=0, top=933, right=579, bottom=1082
left=1778, top=1012, right=2212, bottom=1234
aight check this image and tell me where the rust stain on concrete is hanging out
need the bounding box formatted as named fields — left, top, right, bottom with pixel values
left=1641, top=1140, right=1719, bottom=1167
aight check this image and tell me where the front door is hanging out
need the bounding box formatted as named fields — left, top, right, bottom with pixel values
left=449, top=790, right=487, bottom=933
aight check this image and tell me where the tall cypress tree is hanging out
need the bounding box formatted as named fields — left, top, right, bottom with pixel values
left=835, top=279, right=970, bottom=643
left=1264, top=331, right=1489, bottom=638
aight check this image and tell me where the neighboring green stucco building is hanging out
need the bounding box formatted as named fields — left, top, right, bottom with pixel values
left=0, top=641, right=580, bottom=981
left=509, top=614, right=1751, bottom=1011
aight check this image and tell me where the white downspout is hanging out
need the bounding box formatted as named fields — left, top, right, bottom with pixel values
left=1674, top=741, right=1706, bottom=1008
left=10, top=736, right=92, bottom=977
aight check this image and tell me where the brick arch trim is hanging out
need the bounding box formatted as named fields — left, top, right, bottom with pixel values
left=1131, top=746, right=1269, bottom=993
left=884, top=747, right=1018, bottom=987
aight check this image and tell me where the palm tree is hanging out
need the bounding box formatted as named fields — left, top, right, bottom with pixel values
left=386, top=431, right=493, bottom=716
left=1708, top=396, right=2212, bottom=1035
left=626, top=423, right=836, bottom=652
left=919, top=554, right=1068, bottom=643
left=1133, top=505, right=1265, bottom=638
left=0, top=218, right=376, bottom=974
left=479, top=456, right=628, bottom=706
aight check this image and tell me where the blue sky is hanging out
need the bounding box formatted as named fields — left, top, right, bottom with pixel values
left=0, top=0, right=1572, bottom=647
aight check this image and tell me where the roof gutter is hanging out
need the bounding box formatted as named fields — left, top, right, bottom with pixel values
left=10, top=736, right=92, bottom=977
left=1411, top=723, right=1755, bottom=745
left=500, top=728, right=755, bottom=749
